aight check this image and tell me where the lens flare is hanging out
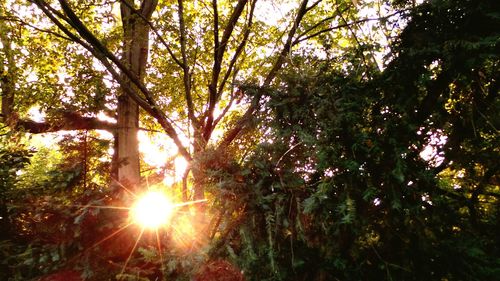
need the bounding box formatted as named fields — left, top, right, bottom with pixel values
left=130, top=191, right=174, bottom=229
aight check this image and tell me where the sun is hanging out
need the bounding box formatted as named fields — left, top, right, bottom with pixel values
left=130, top=191, right=174, bottom=229
left=69, top=183, right=208, bottom=278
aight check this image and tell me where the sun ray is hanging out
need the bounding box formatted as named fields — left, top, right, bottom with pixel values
left=73, top=204, right=131, bottom=210
left=169, top=210, right=193, bottom=215
left=173, top=199, right=207, bottom=208
left=171, top=214, right=206, bottom=251
left=59, top=190, right=210, bottom=278
left=155, top=229, right=165, bottom=273
left=172, top=225, right=193, bottom=249
left=62, top=221, right=134, bottom=269
left=91, top=222, right=134, bottom=250
left=4, top=203, right=124, bottom=212
left=119, top=227, right=145, bottom=279
left=111, top=177, right=139, bottom=199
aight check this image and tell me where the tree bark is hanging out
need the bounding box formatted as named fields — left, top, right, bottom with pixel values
left=10, top=114, right=116, bottom=133
left=115, top=0, right=157, bottom=187
left=0, top=6, right=15, bottom=122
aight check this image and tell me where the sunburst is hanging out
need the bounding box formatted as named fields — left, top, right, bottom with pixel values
left=130, top=190, right=175, bottom=229
left=67, top=179, right=207, bottom=280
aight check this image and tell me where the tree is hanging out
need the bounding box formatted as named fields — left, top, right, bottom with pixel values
left=1, top=0, right=405, bottom=198
left=1, top=0, right=408, bottom=279
left=5, top=0, right=497, bottom=280
left=202, top=0, right=499, bottom=279
left=1, top=0, right=289, bottom=193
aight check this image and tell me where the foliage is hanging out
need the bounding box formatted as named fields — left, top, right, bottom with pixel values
left=0, top=0, right=499, bottom=280
left=203, top=0, right=500, bottom=280
left=0, top=131, right=115, bottom=280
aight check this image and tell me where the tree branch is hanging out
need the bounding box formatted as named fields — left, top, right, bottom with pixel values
left=336, top=7, right=375, bottom=75
left=118, top=0, right=184, bottom=69
left=58, top=0, right=191, bottom=159
left=296, top=6, right=350, bottom=40
left=30, top=0, right=146, bottom=113
left=9, top=114, right=117, bottom=134
left=204, top=0, right=221, bottom=138
left=31, top=0, right=192, bottom=160
left=293, top=9, right=408, bottom=45
left=0, top=15, right=72, bottom=41
left=100, top=50, right=193, bottom=160
left=217, top=0, right=248, bottom=70
left=205, top=0, right=249, bottom=142
left=139, top=0, right=157, bottom=18
left=177, top=0, right=199, bottom=127
left=0, top=11, right=15, bottom=119
left=219, top=0, right=310, bottom=147
left=213, top=85, right=237, bottom=128
left=305, top=0, right=322, bottom=12
left=264, top=0, right=309, bottom=85
left=217, top=0, right=256, bottom=95
left=56, top=0, right=154, bottom=104
left=212, top=0, right=220, bottom=67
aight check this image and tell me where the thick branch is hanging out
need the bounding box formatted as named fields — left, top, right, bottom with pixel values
left=210, top=0, right=249, bottom=94
left=205, top=0, right=249, bottom=141
left=219, top=0, right=310, bottom=147
left=119, top=0, right=184, bottom=69
left=38, top=0, right=192, bottom=160
left=30, top=0, right=149, bottom=114
left=212, top=0, right=220, bottom=67
left=217, top=0, right=248, bottom=68
left=139, top=0, right=157, bottom=18
left=206, top=0, right=220, bottom=132
left=211, top=1, right=256, bottom=132
left=9, top=114, right=116, bottom=134
left=56, top=0, right=155, bottom=104
left=217, top=0, right=256, bottom=95
left=264, top=0, right=308, bottom=85
left=177, top=0, right=199, bottom=127
left=306, top=0, right=322, bottom=12
left=296, top=6, right=350, bottom=40
left=0, top=13, right=15, bottom=118
left=294, top=9, right=408, bottom=45
left=97, top=46, right=193, bottom=160
left=213, top=85, right=237, bottom=129
left=218, top=92, right=260, bottom=148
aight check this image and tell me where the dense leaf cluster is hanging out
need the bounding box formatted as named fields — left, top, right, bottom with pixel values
left=204, top=0, right=499, bottom=280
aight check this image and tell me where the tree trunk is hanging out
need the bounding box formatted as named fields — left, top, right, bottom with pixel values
left=114, top=0, right=157, bottom=187
left=116, top=95, right=140, bottom=187
left=0, top=6, right=15, bottom=121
